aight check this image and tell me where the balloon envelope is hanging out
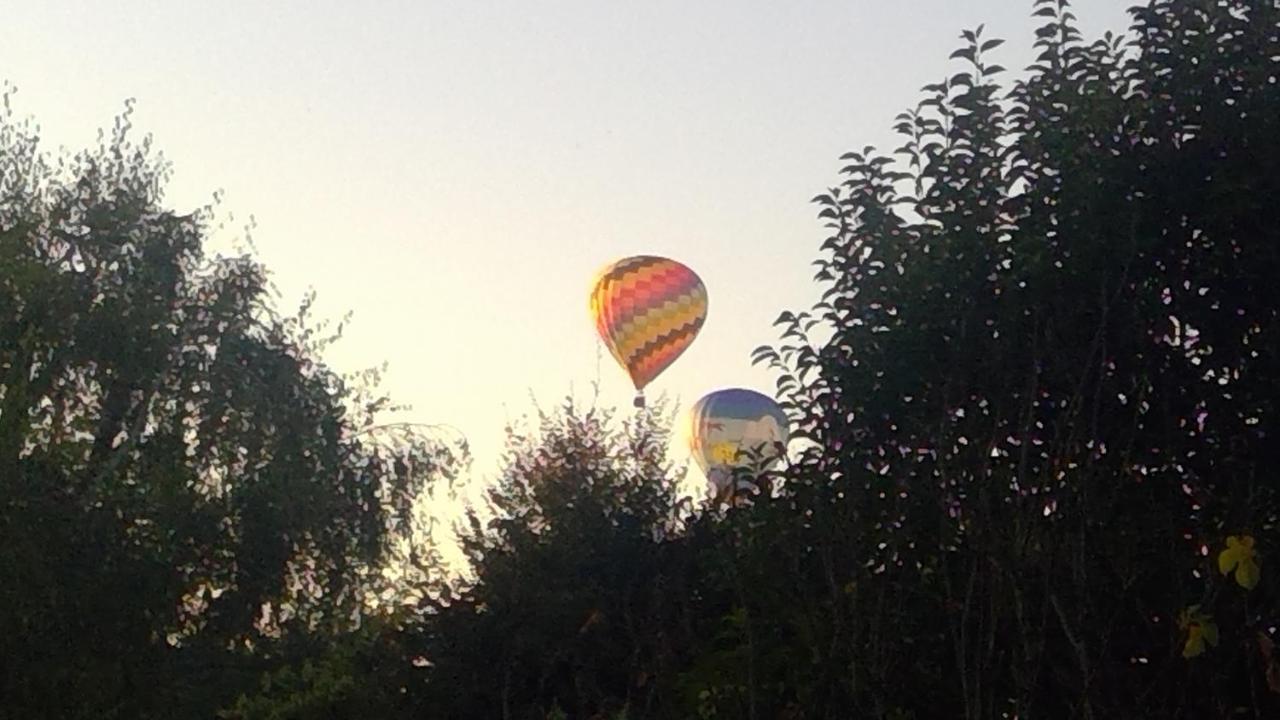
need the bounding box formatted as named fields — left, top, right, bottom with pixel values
left=589, top=256, right=707, bottom=395
left=687, top=388, right=790, bottom=490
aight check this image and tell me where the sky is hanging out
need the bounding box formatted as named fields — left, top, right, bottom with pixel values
left=3, top=0, right=1133, bottom=496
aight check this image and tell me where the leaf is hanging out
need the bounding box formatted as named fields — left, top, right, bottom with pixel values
left=980, top=38, right=1005, bottom=53
left=1201, top=622, right=1220, bottom=648
left=1179, top=606, right=1219, bottom=659
left=1238, top=559, right=1261, bottom=590
left=949, top=47, right=976, bottom=62
left=1219, top=535, right=1261, bottom=590
left=1033, top=6, right=1058, bottom=17
left=750, top=346, right=780, bottom=367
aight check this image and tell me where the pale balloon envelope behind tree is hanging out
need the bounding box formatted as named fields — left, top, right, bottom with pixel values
left=589, top=255, right=708, bottom=408
left=687, top=388, right=790, bottom=504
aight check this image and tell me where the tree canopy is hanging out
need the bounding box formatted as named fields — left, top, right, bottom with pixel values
left=0, top=92, right=462, bottom=718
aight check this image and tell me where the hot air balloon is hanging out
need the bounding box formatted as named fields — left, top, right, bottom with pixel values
left=590, top=255, right=707, bottom=408
left=687, top=388, right=789, bottom=503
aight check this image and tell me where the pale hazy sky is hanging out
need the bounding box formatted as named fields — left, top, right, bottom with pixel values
left=4, top=1, right=1131, bottom=487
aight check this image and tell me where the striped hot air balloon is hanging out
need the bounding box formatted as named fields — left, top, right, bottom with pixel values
left=590, top=256, right=708, bottom=408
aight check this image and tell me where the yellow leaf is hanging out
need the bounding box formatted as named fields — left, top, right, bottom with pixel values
left=1220, top=543, right=1239, bottom=575
left=1180, top=606, right=1219, bottom=659
left=1184, top=628, right=1206, bottom=658
left=1201, top=621, right=1220, bottom=648
left=1220, top=535, right=1261, bottom=591
left=1238, top=558, right=1261, bottom=590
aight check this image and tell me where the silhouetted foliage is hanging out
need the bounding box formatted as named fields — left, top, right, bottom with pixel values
left=412, top=400, right=695, bottom=719
left=0, top=91, right=461, bottom=719
left=748, top=1, right=1280, bottom=717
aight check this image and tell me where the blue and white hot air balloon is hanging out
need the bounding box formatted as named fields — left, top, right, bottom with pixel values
left=687, top=388, right=789, bottom=501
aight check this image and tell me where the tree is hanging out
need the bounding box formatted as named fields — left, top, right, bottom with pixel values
left=0, top=90, right=460, bottom=719
left=749, top=0, right=1280, bottom=717
left=410, top=398, right=701, bottom=719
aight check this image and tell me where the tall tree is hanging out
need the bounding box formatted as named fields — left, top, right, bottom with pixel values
left=750, top=1, right=1280, bottom=717
left=0, top=92, right=459, bottom=719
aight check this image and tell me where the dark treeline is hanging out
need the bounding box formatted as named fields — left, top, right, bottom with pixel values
left=4, top=1, right=1280, bottom=718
